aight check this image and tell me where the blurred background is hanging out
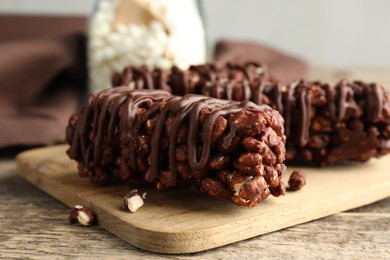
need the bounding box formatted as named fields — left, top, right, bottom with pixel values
left=1, top=0, right=390, bottom=148
left=1, top=0, right=390, bottom=67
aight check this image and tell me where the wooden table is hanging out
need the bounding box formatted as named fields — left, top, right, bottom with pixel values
left=1, top=67, right=389, bottom=259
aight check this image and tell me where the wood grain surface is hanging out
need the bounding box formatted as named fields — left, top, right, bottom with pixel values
left=14, top=144, right=390, bottom=254
left=1, top=150, right=389, bottom=259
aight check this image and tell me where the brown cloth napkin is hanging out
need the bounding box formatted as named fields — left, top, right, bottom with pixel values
left=0, top=15, right=86, bottom=148
left=214, top=39, right=308, bottom=83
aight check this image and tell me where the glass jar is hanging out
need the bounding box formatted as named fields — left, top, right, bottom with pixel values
left=88, top=0, right=206, bottom=92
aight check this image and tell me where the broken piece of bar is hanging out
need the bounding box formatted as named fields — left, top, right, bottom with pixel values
left=66, top=88, right=286, bottom=206
left=113, top=63, right=390, bottom=166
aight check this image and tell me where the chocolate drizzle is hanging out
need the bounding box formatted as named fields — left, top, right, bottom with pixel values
left=167, top=65, right=389, bottom=164
left=297, top=84, right=311, bottom=146
left=112, top=66, right=171, bottom=92
left=364, top=82, right=384, bottom=122
left=67, top=87, right=270, bottom=186
left=151, top=95, right=259, bottom=186
left=111, top=63, right=390, bottom=165
left=283, top=81, right=298, bottom=140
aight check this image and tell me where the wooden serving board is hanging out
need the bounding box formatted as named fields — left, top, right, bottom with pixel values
left=16, top=145, right=390, bottom=254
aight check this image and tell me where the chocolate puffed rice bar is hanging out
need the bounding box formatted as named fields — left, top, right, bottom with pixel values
left=66, top=88, right=286, bottom=207
left=112, top=63, right=390, bottom=166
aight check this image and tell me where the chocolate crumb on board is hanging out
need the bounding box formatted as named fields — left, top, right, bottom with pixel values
left=288, top=170, right=307, bottom=191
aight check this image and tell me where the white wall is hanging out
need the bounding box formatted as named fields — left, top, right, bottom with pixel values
left=203, top=0, right=390, bottom=67
left=1, top=0, right=390, bottom=67
left=0, top=0, right=94, bottom=15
